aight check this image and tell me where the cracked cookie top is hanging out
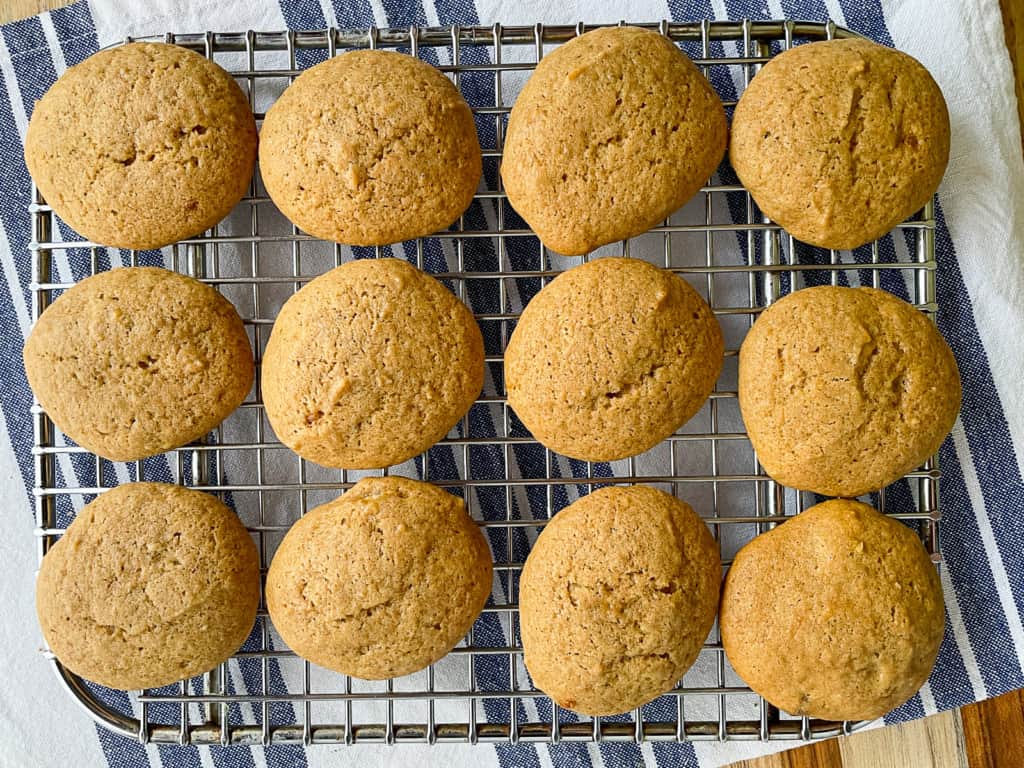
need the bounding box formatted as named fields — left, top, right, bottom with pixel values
left=738, top=285, right=960, bottom=497
left=501, top=26, right=727, bottom=256
left=36, top=482, right=260, bottom=690
left=720, top=498, right=944, bottom=721
left=25, top=42, right=257, bottom=250
left=504, top=257, right=723, bottom=462
left=23, top=266, right=254, bottom=461
left=265, top=476, right=493, bottom=680
left=261, top=258, right=484, bottom=469
left=730, top=38, right=949, bottom=250
left=259, top=49, right=482, bottom=246
left=519, top=485, right=720, bottom=715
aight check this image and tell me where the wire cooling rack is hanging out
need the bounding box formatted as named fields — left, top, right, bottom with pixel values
left=29, top=19, right=941, bottom=746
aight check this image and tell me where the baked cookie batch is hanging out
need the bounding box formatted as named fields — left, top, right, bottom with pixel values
left=26, top=27, right=959, bottom=725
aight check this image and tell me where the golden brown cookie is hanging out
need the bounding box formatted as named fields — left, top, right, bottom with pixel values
left=738, top=285, right=960, bottom=497
left=504, top=257, right=723, bottom=462
left=519, top=485, right=720, bottom=715
left=266, top=476, right=492, bottom=679
left=24, top=267, right=254, bottom=462
left=721, top=499, right=943, bottom=721
left=730, top=38, right=949, bottom=250
left=501, top=26, right=727, bottom=256
left=259, top=50, right=481, bottom=245
left=25, top=42, right=257, bottom=250
left=261, top=258, right=483, bottom=469
left=36, top=482, right=260, bottom=691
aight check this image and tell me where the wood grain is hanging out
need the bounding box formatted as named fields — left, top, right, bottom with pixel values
left=0, top=0, right=69, bottom=18
left=1, top=0, right=1022, bottom=767
left=729, top=739, right=842, bottom=768
left=836, top=713, right=968, bottom=768
left=730, top=713, right=967, bottom=768
left=961, top=689, right=1024, bottom=766
left=1000, top=0, right=1024, bottom=154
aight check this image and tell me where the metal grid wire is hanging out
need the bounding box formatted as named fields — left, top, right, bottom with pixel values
left=29, top=20, right=941, bottom=746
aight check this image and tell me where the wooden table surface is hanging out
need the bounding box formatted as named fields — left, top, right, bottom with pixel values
left=3, top=0, right=1022, bottom=766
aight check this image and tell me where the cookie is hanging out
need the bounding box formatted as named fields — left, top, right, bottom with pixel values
left=738, top=285, right=960, bottom=497
left=261, top=258, right=483, bottom=469
left=24, top=267, right=254, bottom=462
left=504, top=257, right=723, bottom=462
left=25, top=42, right=257, bottom=250
left=259, top=50, right=481, bottom=245
left=730, top=38, right=950, bottom=250
left=266, top=476, right=492, bottom=679
left=500, top=26, right=727, bottom=256
left=721, top=499, right=943, bottom=721
left=36, top=482, right=260, bottom=691
left=519, top=485, right=720, bottom=715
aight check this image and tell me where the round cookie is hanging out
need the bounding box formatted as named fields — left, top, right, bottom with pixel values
left=730, top=38, right=949, bottom=250
left=720, top=499, right=944, bottom=721
left=501, top=26, right=727, bottom=256
left=24, top=267, right=254, bottom=462
left=504, top=257, right=723, bottom=462
left=262, top=258, right=483, bottom=469
left=738, top=285, right=960, bottom=497
left=259, top=50, right=481, bottom=245
left=266, top=476, right=493, bottom=679
left=25, top=42, right=257, bottom=250
left=519, top=485, right=720, bottom=715
left=36, top=482, right=260, bottom=691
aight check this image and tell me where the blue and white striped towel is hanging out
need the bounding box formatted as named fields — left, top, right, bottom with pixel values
left=0, top=0, right=1021, bottom=766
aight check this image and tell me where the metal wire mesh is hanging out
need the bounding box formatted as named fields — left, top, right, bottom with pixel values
left=29, top=19, right=940, bottom=746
